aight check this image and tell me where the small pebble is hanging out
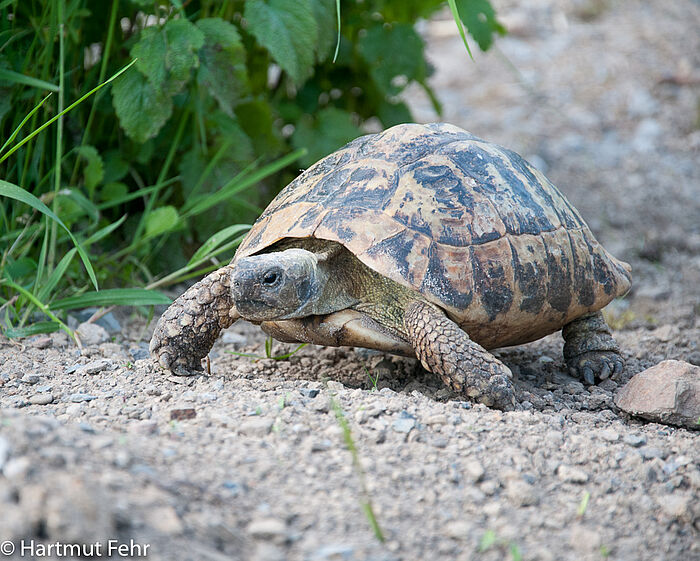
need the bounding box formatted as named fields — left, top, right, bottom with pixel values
left=69, top=393, right=98, bottom=403
left=325, top=381, right=344, bottom=392
left=557, top=465, right=589, bottom=483
left=464, top=460, right=485, bottom=483
left=506, top=480, right=539, bottom=506
left=392, top=414, right=416, bottom=434
left=238, top=418, right=273, bottom=436
left=247, top=518, right=288, bottom=541
left=443, top=520, right=471, bottom=540
left=623, top=434, right=647, bottom=447
left=29, top=394, right=53, bottom=405
left=300, top=388, right=319, bottom=398
left=21, top=373, right=40, bottom=384
left=30, top=336, right=53, bottom=349
left=75, top=359, right=111, bottom=375
left=598, top=429, right=619, bottom=442
left=639, top=446, right=666, bottom=460
left=129, top=346, right=150, bottom=361
left=76, top=322, right=110, bottom=345
left=170, top=408, right=197, bottom=421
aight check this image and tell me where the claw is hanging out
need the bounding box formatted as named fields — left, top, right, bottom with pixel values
left=613, top=360, right=623, bottom=375
left=599, top=361, right=611, bottom=380
left=583, top=366, right=595, bottom=385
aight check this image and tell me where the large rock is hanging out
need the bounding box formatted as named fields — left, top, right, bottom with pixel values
left=614, top=360, right=700, bottom=430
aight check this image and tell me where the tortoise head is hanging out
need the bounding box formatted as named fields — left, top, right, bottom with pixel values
left=232, top=248, right=323, bottom=321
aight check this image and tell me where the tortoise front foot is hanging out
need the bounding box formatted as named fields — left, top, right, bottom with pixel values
left=150, top=266, right=239, bottom=375
left=562, top=312, right=624, bottom=385
left=404, top=301, right=516, bottom=410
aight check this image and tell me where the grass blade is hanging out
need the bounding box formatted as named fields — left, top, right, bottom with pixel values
left=36, top=247, right=76, bottom=302
left=96, top=177, right=180, bottom=211
left=332, top=0, right=341, bottom=63
left=0, top=279, right=73, bottom=340
left=187, top=224, right=250, bottom=266
left=447, top=0, right=473, bottom=60
left=182, top=148, right=306, bottom=218
left=0, top=67, right=59, bottom=91
left=0, top=179, right=98, bottom=290
left=83, top=214, right=127, bottom=246
left=0, top=58, right=137, bottom=166
left=51, top=288, right=172, bottom=310
left=0, top=93, right=53, bottom=156
left=4, top=322, right=61, bottom=338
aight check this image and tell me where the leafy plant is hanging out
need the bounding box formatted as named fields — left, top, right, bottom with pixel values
left=0, top=0, right=504, bottom=337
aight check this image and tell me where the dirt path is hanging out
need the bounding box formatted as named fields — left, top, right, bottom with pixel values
left=1, top=2, right=698, bottom=560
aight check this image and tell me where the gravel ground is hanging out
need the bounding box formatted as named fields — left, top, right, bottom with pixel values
left=1, top=1, right=699, bottom=560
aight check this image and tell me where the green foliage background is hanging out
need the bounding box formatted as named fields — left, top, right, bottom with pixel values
left=0, top=0, right=503, bottom=337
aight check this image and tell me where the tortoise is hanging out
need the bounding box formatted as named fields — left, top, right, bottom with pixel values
left=150, top=123, right=631, bottom=410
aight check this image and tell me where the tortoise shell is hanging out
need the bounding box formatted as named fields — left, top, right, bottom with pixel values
left=235, top=123, right=631, bottom=349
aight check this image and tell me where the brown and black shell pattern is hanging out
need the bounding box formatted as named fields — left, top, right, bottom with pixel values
left=235, top=123, right=631, bottom=349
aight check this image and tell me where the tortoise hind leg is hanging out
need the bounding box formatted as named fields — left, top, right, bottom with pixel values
left=562, top=312, right=624, bottom=385
left=403, top=301, right=516, bottom=410
left=150, top=266, right=240, bottom=375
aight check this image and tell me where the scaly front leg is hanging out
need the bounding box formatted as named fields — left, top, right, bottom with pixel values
left=150, top=266, right=239, bottom=375
left=403, top=301, right=516, bottom=410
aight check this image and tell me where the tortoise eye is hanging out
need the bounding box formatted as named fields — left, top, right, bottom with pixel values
left=262, top=271, right=279, bottom=285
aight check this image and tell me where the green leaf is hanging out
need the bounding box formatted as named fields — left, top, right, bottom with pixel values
left=77, top=145, right=104, bottom=193
left=145, top=205, right=179, bottom=237
left=102, top=150, right=129, bottom=183
left=234, top=100, right=283, bottom=156
left=164, top=19, right=205, bottom=89
left=358, top=23, right=426, bottom=96
left=99, top=181, right=128, bottom=203
left=51, top=288, right=172, bottom=310
left=446, top=0, right=473, bottom=59
left=244, top=0, right=317, bottom=84
left=310, top=0, right=336, bottom=62
left=83, top=214, right=127, bottom=246
left=36, top=248, right=77, bottom=302
left=291, top=107, right=362, bottom=167
left=196, top=18, right=249, bottom=116
left=112, top=69, right=173, bottom=143
left=131, top=19, right=204, bottom=96
left=208, top=112, right=254, bottom=163
left=4, top=322, right=61, bottom=338
left=4, top=256, right=37, bottom=281
left=187, top=224, right=251, bottom=266
left=0, top=179, right=98, bottom=290
left=57, top=189, right=100, bottom=223
left=456, top=0, right=505, bottom=51
left=0, top=67, right=59, bottom=91
left=132, top=27, right=168, bottom=89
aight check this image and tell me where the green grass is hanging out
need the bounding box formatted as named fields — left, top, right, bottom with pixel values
left=577, top=490, right=591, bottom=517
left=327, top=386, right=385, bottom=542
left=364, top=366, right=380, bottom=391
left=479, top=529, right=523, bottom=560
